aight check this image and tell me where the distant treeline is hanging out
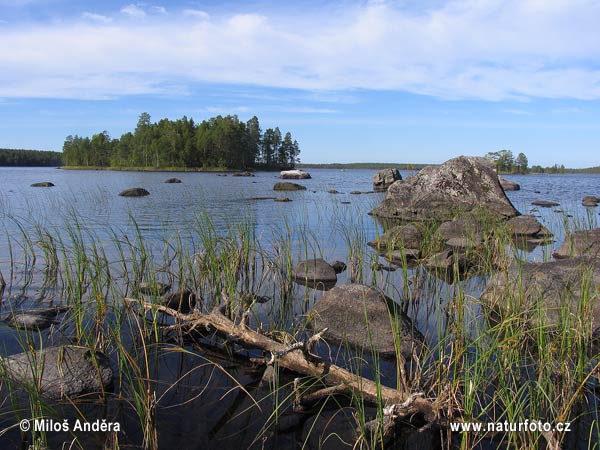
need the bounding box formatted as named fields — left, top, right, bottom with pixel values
left=62, top=113, right=300, bottom=170
left=0, top=148, right=62, bottom=166
left=297, top=162, right=428, bottom=170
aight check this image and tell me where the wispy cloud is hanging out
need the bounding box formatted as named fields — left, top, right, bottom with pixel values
left=81, top=12, right=112, bottom=23
left=150, top=6, right=167, bottom=15
left=503, top=109, right=533, bottom=116
left=120, top=4, right=146, bottom=18
left=1, top=1, right=600, bottom=101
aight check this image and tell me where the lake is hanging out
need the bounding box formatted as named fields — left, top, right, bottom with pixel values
left=0, top=167, right=599, bottom=449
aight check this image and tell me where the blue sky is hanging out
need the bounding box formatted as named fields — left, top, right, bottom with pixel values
left=1, top=0, right=599, bottom=167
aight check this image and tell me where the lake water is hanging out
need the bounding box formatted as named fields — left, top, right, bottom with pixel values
left=0, top=167, right=599, bottom=449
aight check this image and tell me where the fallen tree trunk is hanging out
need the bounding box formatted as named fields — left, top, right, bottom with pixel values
left=125, top=297, right=439, bottom=422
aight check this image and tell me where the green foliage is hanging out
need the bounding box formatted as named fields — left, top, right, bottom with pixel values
left=0, top=148, right=62, bottom=166
left=485, top=149, right=530, bottom=173
left=62, top=113, right=300, bottom=170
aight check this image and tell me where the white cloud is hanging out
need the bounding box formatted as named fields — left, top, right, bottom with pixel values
left=150, top=6, right=167, bottom=15
left=81, top=12, right=112, bottom=23
left=182, top=9, right=210, bottom=20
left=1, top=1, right=600, bottom=100
left=120, top=4, right=146, bottom=18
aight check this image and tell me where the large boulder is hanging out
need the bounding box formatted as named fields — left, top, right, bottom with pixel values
left=499, top=177, right=520, bottom=191
left=307, top=284, right=424, bottom=358
left=2, top=346, right=112, bottom=399
left=553, top=228, right=600, bottom=259
left=274, top=182, right=306, bottom=191
left=292, top=259, right=337, bottom=290
left=373, top=168, right=402, bottom=192
left=370, top=156, right=519, bottom=221
left=280, top=169, right=311, bottom=179
left=119, top=187, right=150, bottom=197
left=481, top=258, right=600, bottom=329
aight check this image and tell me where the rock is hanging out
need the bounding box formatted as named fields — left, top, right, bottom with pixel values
left=279, top=169, right=311, bottom=179
left=373, top=168, right=402, bottom=192
left=330, top=261, right=347, bottom=274
left=250, top=196, right=276, bottom=201
left=2, top=346, right=112, bottom=399
left=307, top=284, right=424, bottom=358
left=506, top=215, right=553, bottom=238
left=341, top=201, right=351, bottom=204
left=583, top=196, right=600, bottom=207
left=139, top=281, right=171, bottom=296
left=161, top=290, right=197, bottom=312
left=532, top=200, right=559, bottom=207
left=165, top=178, right=182, bottom=183
left=437, top=216, right=484, bottom=248
left=274, top=197, right=292, bottom=202
left=367, top=224, right=422, bottom=251
left=553, top=228, right=600, bottom=259
left=119, top=187, right=150, bottom=197
left=5, top=308, right=61, bottom=330
left=370, top=156, right=519, bottom=221
left=292, top=259, right=337, bottom=290
left=273, top=182, right=306, bottom=191
left=373, top=263, right=396, bottom=272
left=383, top=249, right=420, bottom=264
left=327, top=189, right=341, bottom=194
left=481, top=258, right=600, bottom=329
left=232, top=171, right=255, bottom=177
left=499, top=177, right=520, bottom=191
left=350, top=191, right=362, bottom=195
left=425, top=249, right=469, bottom=272
left=31, top=182, right=54, bottom=187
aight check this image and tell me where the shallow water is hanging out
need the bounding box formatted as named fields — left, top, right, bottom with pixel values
left=0, top=167, right=599, bottom=449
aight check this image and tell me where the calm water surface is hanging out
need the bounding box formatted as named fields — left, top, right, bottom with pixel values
left=0, top=167, right=599, bottom=449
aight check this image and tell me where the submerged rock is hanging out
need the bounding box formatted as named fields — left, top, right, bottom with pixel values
left=292, top=259, right=337, bottom=290
left=373, top=168, right=402, bottom=192
left=553, top=228, right=600, bottom=259
left=119, top=187, right=150, bottom=197
left=499, top=177, right=520, bottom=191
left=161, top=290, right=197, bottom=312
left=2, top=346, right=112, bottom=399
left=5, top=308, right=63, bottom=330
left=370, top=156, right=519, bottom=221
left=327, top=189, right=341, bottom=194
left=31, top=182, right=54, bottom=187
left=232, top=171, right=255, bottom=177
left=481, top=258, right=600, bottom=328
left=274, top=197, right=292, bottom=202
left=583, top=196, right=600, bottom=207
left=279, top=169, right=311, bottom=179
left=531, top=200, right=559, bottom=207
left=165, top=178, right=182, bottom=183
left=273, top=182, right=306, bottom=191
left=307, top=284, right=424, bottom=358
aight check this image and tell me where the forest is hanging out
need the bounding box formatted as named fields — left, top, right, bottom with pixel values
left=62, top=113, right=300, bottom=170
left=0, top=148, right=62, bottom=166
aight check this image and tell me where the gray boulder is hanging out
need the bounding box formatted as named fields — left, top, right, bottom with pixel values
left=481, top=258, right=600, bottom=329
left=583, top=196, right=600, bottom=207
left=273, top=182, right=306, bottom=191
left=499, top=177, right=520, bottom=191
left=307, top=284, right=424, bottom=358
left=532, top=200, right=559, bottom=207
left=279, top=169, right=311, bottom=179
left=2, top=346, right=112, bottom=399
left=367, top=224, right=422, bottom=252
left=506, top=215, right=552, bottom=238
left=119, top=187, right=150, bottom=197
left=373, top=168, right=402, bottom=192
left=553, top=228, right=600, bottom=259
left=370, top=156, right=519, bottom=221
left=437, top=216, right=484, bottom=249
left=292, top=259, right=337, bottom=290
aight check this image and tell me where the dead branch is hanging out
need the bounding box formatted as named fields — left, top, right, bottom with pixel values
left=124, top=297, right=439, bottom=423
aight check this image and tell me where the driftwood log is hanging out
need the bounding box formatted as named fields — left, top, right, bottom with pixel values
left=125, top=297, right=440, bottom=426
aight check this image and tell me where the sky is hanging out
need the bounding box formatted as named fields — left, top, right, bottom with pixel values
left=1, top=0, right=599, bottom=167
